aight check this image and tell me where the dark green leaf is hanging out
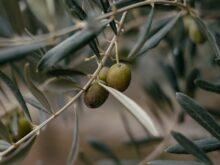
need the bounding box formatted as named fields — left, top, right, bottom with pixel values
left=172, top=46, right=185, bottom=78
left=193, top=17, right=220, bottom=62
left=0, top=140, right=11, bottom=151
left=2, top=0, right=25, bottom=35
left=0, top=71, right=32, bottom=121
left=137, top=13, right=180, bottom=56
left=46, top=68, right=86, bottom=77
left=24, top=63, right=52, bottom=114
left=163, top=64, right=180, bottom=92
left=148, top=160, right=206, bottom=165
left=171, top=131, right=213, bottom=165
left=185, top=68, right=200, bottom=97
left=67, top=0, right=87, bottom=20
left=166, top=137, right=220, bottom=154
left=88, top=138, right=121, bottom=165
left=195, top=79, right=220, bottom=94
left=67, top=110, right=79, bottom=165
left=66, top=0, right=101, bottom=58
left=0, top=121, right=11, bottom=142
left=176, top=93, right=220, bottom=140
left=125, top=136, right=163, bottom=146
left=143, top=80, right=173, bottom=109
left=0, top=135, right=36, bottom=165
left=128, top=5, right=154, bottom=58
left=37, top=22, right=107, bottom=71
left=99, top=0, right=117, bottom=34
left=0, top=42, right=47, bottom=65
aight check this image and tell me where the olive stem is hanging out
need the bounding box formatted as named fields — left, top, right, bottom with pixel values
left=0, top=12, right=128, bottom=157
left=114, top=40, right=120, bottom=65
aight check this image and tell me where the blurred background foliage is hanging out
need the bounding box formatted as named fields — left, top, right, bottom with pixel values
left=0, top=0, right=220, bottom=165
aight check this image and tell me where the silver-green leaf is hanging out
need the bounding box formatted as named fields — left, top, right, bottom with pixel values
left=0, top=71, right=32, bottom=121
left=24, top=63, right=52, bottom=114
left=99, top=83, right=159, bottom=136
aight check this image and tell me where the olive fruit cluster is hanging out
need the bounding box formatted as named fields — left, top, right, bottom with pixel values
left=183, top=16, right=205, bottom=44
left=84, top=63, right=131, bottom=108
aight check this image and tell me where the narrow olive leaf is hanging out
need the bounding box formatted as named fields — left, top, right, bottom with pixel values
left=0, top=121, right=11, bottom=142
left=43, top=77, right=82, bottom=93
left=2, top=0, right=25, bottom=35
left=125, top=136, right=163, bottom=146
left=176, top=93, right=220, bottom=140
left=88, top=138, right=121, bottom=165
left=67, top=0, right=87, bottom=20
left=0, top=135, right=36, bottom=165
left=67, top=110, right=79, bottom=165
left=193, top=17, right=220, bottom=61
left=185, top=68, right=200, bottom=97
left=0, top=42, right=47, bottom=65
left=128, top=5, right=154, bottom=58
left=24, top=96, right=50, bottom=114
left=0, top=140, right=11, bottom=151
left=0, top=71, right=32, bottom=121
left=24, top=63, right=52, bottom=114
left=137, top=13, right=181, bottom=56
left=67, top=0, right=100, bottom=59
left=166, top=137, right=220, bottom=154
left=164, top=65, right=180, bottom=92
left=99, top=83, right=159, bottom=136
left=172, top=47, right=185, bottom=77
left=195, top=79, right=220, bottom=94
left=37, top=21, right=107, bottom=71
left=148, top=160, right=206, bottom=165
left=148, top=16, right=175, bottom=38
left=46, top=68, right=86, bottom=77
left=143, top=80, right=173, bottom=109
left=99, top=0, right=117, bottom=34
left=171, top=131, right=213, bottom=165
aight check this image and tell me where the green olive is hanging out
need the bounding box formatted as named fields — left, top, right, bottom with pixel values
left=84, top=82, right=109, bottom=108
left=17, top=117, right=32, bottom=140
left=98, top=66, right=109, bottom=82
left=188, top=18, right=205, bottom=44
left=106, top=63, right=131, bottom=92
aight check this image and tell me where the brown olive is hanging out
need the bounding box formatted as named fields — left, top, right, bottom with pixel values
left=84, top=82, right=109, bottom=108
left=17, top=117, right=32, bottom=140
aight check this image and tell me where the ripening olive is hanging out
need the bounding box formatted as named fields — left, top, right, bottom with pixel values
left=84, top=82, right=109, bottom=108
left=98, top=66, right=109, bottom=82
left=106, top=63, right=131, bottom=92
left=188, top=18, right=205, bottom=44
left=17, top=117, right=32, bottom=140
left=183, top=16, right=205, bottom=44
